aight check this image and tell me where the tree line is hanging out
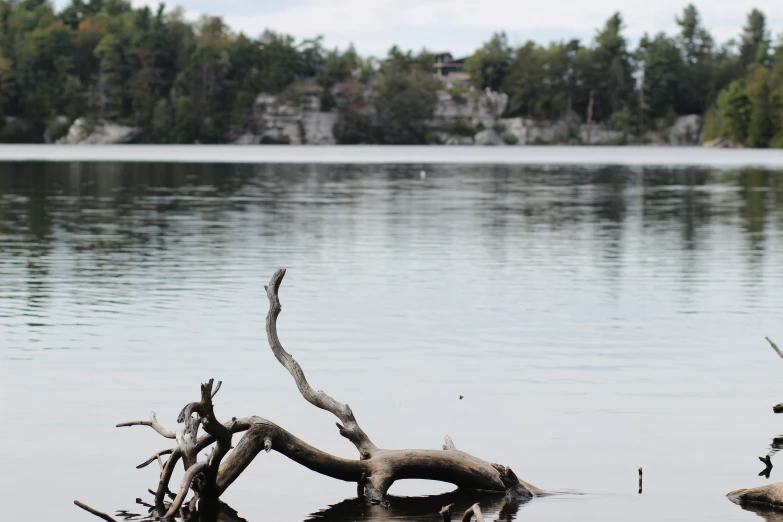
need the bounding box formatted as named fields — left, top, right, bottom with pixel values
left=0, top=0, right=781, bottom=146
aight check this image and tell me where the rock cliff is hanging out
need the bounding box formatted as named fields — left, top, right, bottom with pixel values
left=57, top=118, right=140, bottom=144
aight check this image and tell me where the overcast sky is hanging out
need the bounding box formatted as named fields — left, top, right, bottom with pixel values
left=129, top=0, right=783, bottom=57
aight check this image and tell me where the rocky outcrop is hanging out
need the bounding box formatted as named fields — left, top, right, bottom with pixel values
left=474, top=129, right=505, bottom=146
left=431, top=88, right=508, bottom=129
left=44, top=116, right=71, bottom=143
left=668, top=114, right=701, bottom=146
left=435, top=133, right=474, bottom=145
left=728, top=483, right=783, bottom=510
left=57, top=117, right=140, bottom=144
left=703, top=136, right=733, bottom=148
left=1, top=116, right=35, bottom=142
left=495, top=117, right=623, bottom=145
left=232, top=93, right=337, bottom=145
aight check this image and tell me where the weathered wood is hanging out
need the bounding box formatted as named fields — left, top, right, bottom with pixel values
left=117, top=412, right=175, bottom=439
left=257, top=268, right=540, bottom=503
left=73, top=501, right=117, bottom=522
left=265, top=268, right=376, bottom=457
left=165, top=460, right=208, bottom=518
left=461, top=503, right=485, bottom=522
left=176, top=379, right=235, bottom=495
left=767, top=337, right=783, bottom=359
left=136, top=448, right=173, bottom=470
left=106, top=267, right=548, bottom=514
left=765, top=338, right=783, bottom=413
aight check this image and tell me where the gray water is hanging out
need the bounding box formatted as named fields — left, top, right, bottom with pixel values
left=1, top=160, right=783, bottom=522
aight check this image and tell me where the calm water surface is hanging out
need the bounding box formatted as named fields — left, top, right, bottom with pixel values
left=1, top=161, right=783, bottom=522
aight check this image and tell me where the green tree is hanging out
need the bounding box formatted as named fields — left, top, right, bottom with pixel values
left=675, top=4, right=716, bottom=114
left=739, top=9, right=771, bottom=70
left=502, top=41, right=547, bottom=117
left=637, top=32, right=683, bottom=119
left=587, top=12, right=634, bottom=121
left=717, top=79, right=751, bottom=143
left=94, top=33, right=128, bottom=119
left=373, top=47, right=439, bottom=144
left=745, top=67, right=780, bottom=147
left=464, top=32, right=512, bottom=91
left=14, top=19, right=76, bottom=134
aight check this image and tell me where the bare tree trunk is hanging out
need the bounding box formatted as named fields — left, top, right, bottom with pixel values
left=586, top=90, right=594, bottom=145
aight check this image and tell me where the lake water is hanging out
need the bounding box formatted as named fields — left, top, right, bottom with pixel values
left=1, top=154, right=783, bottom=522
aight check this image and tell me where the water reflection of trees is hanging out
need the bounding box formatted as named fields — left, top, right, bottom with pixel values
left=2, top=163, right=782, bottom=252
left=305, top=490, right=524, bottom=522
left=1, top=161, right=782, bottom=320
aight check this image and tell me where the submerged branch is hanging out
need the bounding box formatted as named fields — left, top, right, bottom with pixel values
left=461, top=503, right=485, bottom=522
left=74, top=500, right=117, bottom=522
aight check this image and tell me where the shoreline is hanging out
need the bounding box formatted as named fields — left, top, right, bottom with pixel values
left=2, top=144, right=783, bottom=168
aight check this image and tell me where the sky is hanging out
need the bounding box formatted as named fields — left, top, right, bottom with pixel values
left=79, top=0, right=783, bottom=56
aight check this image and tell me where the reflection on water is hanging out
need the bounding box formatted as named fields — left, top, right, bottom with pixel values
left=306, top=490, right=523, bottom=522
left=2, top=162, right=783, bottom=522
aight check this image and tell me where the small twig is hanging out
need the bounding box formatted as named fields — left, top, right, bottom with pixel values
left=211, top=380, right=223, bottom=398
left=767, top=337, right=783, bottom=359
left=443, top=435, right=457, bottom=451
left=136, top=448, right=174, bottom=469
left=74, top=500, right=117, bottom=522
left=135, top=498, right=155, bottom=509
left=461, top=503, right=485, bottom=522
left=439, top=503, right=454, bottom=521
left=117, top=412, right=176, bottom=439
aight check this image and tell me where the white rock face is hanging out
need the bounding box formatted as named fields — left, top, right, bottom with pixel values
left=496, top=117, right=622, bottom=145
left=668, top=115, right=701, bottom=146
left=238, top=93, right=336, bottom=145
left=432, top=89, right=509, bottom=128
left=302, top=111, right=337, bottom=145
left=57, top=118, right=140, bottom=144
left=579, top=123, right=624, bottom=145
left=474, top=129, right=505, bottom=146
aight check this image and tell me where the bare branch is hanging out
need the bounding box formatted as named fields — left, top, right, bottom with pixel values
left=461, top=503, right=485, bottom=522
left=767, top=337, right=783, bottom=359
left=74, top=501, right=117, bottom=522
left=155, top=417, right=254, bottom=507
left=439, top=503, right=454, bottom=521
left=164, top=461, right=208, bottom=518
left=211, top=380, right=223, bottom=398
left=117, top=412, right=176, bottom=439
left=265, top=268, right=376, bottom=456
left=443, top=435, right=457, bottom=450
left=175, top=379, right=234, bottom=491
left=136, top=448, right=173, bottom=469
left=216, top=417, right=367, bottom=495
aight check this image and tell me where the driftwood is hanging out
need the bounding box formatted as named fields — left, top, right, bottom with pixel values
left=440, top=502, right=485, bottom=522
left=765, top=338, right=783, bottom=413
left=77, top=268, right=547, bottom=520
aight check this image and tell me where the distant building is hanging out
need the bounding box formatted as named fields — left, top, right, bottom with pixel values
left=433, top=53, right=468, bottom=79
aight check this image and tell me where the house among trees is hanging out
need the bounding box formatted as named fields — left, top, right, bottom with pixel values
left=433, top=53, right=470, bottom=82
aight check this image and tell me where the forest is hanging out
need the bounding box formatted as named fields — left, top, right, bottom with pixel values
left=0, top=0, right=781, bottom=146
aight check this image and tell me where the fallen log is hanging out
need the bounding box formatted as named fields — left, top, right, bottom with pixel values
left=81, top=268, right=548, bottom=520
